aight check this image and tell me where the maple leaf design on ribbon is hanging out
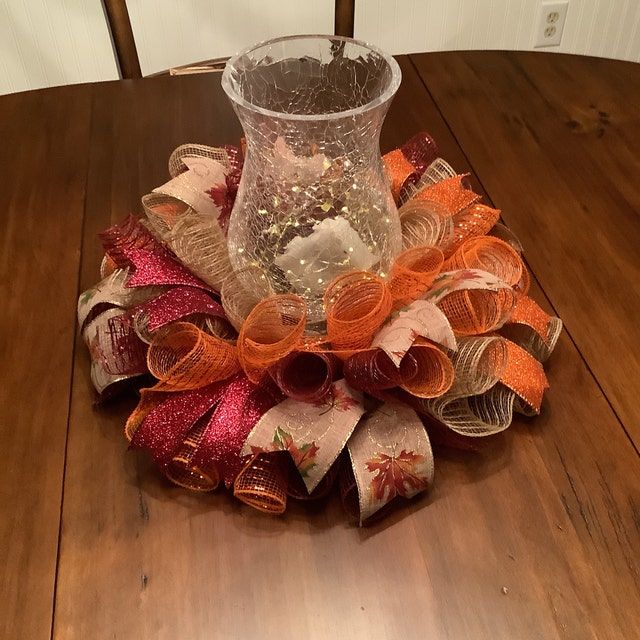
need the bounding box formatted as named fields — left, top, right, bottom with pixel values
left=315, top=384, right=361, bottom=414
left=270, top=426, right=319, bottom=478
left=365, top=450, right=429, bottom=503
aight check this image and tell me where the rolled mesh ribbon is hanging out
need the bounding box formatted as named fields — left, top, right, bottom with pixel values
left=413, top=336, right=510, bottom=436
left=428, top=271, right=517, bottom=336
left=449, top=204, right=501, bottom=255
left=147, top=321, right=240, bottom=391
left=143, top=193, right=233, bottom=292
left=269, top=350, right=339, bottom=402
left=490, top=222, right=524, bottom=254
left=324, top=271, right=393, bottom=353
left=398, top=339, right=454, bottom=398
left=233, top=453, right=288, bottom=514
left=221, top=265, right=275, bottom=332
left=164, top=418, right=221, bottom=491
left=388, top=245, right=444, bottom=308
left=414, top=335, right=548, bottom=435
left=237, top=294, right=307, bottom=382
left=168, top=143, right=232, bottom=177
left=444, top=236, right=524, bottom=287
left=401, top=157, right=457, bottom=204
left=383, top=148, right=419, bottom=202
left=343, top=349, right=403, bottom=392
left=398, top=198, right=454, bottom=250
left=400, top=132, right=439, bottom=175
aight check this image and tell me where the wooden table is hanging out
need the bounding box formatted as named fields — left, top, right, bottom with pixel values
left=2, top=51, right=640, bottom=640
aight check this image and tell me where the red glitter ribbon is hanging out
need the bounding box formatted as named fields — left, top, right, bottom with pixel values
left=400, top=132, right=439, bottom=175
left=131, top=374, right=282, bottom=486
left=135, top=286, right=226, bottom=332
left=99, top=215, right=211, bottom=291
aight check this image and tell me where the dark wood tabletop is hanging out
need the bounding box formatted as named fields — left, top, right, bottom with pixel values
left=2, top=51, right=640, bottom=640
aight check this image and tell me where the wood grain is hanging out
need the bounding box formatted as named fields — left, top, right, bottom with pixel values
left=0, top=85, right=91, bottom=639
left=47, top=59, right=640, bottom=640
left=104, top=0, right=142, bottom=79
left=411, top=51, right=640, bottom=451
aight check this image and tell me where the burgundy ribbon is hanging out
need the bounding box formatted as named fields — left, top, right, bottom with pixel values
left=269, top=351, right=340, bottom=402
left=193, top=375, right=284, bottom=486
left=131, top=382, right=228, bottom=466
left=400, top=132, right=439, bottom=175
left=99, top=215, right=211, bottom=291
left=135, top=286, right=226, bottom=332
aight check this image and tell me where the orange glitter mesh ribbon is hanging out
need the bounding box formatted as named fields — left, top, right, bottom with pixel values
left=324, top=271, right=393, bottom=353
left=448, top=204, right=501, bottom=255
left=147, top=322, right=240, bottom=391
left=383, top=148, right=418, bottom=202
left=237, top=294, right=307, bottom=382
left=414, top=175, right=481, bottom=215
left=502, top=295, right=563, bottom=362
left=388, top=245, right=444, bottom=308
left=233, top=453, right=287, bottom=514
left=444, top=236, right=524, bottom=287
left=500, top=340, right=548, bottom=413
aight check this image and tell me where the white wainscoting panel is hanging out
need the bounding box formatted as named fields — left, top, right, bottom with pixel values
left=0, top=0, right=119, bottom=95
left=127, top=0, right=335, bottom=76
left=355, top=0, right=640, bottom=62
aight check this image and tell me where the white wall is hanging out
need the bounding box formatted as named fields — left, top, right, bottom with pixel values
left=127, top=0, right=335, bottom=76
left=2, top=1, right=638, bottom=96
left=0, top=0, right=119, bottom=95
left=355, top=0, right=640, bottom=62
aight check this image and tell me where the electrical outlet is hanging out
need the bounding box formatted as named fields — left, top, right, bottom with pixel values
left=534, top=1, right=569, bottom=48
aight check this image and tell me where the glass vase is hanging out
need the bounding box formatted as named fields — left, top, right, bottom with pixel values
left=222, top=35, right=402, bottom=324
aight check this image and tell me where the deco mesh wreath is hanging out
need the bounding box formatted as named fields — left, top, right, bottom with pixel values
left=78, top=132, right=561, bottom=525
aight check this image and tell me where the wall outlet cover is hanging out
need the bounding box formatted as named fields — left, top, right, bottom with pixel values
left=534, top=1, right=569, bottom=48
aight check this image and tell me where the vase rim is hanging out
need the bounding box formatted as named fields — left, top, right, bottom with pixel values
left=221, top=34, right=402, bottom=122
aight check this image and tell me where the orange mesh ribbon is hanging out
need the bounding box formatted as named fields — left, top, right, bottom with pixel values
left=502, top=295, right=563, bottom=363
left=383, top=148, right=418, bottom=202
left=398, top=339, right=454, bottom=398
left=500, top=340, right=548, bottom=413
left=414, top=175, right=481, bottom=215
left=233, top=453, right=288, bottom=514
left=237, top=294, right=307, bottom=382
left=324, top=271, right=392, bottom=353
left=388, top=245, right=444, bottom=308
left=449, top=204, right=501, bottom=255
left=147, top=321, right=240, bottom=391
left=445, top=236, right=523, bottom=287
left=426, top=270, right=517, bottom=336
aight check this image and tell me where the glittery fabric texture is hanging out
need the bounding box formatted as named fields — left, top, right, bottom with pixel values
left=222, top=35, right=403, bottom=324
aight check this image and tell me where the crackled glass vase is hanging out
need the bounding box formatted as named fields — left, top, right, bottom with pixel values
left=222, top=35, right=403, bottom=323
